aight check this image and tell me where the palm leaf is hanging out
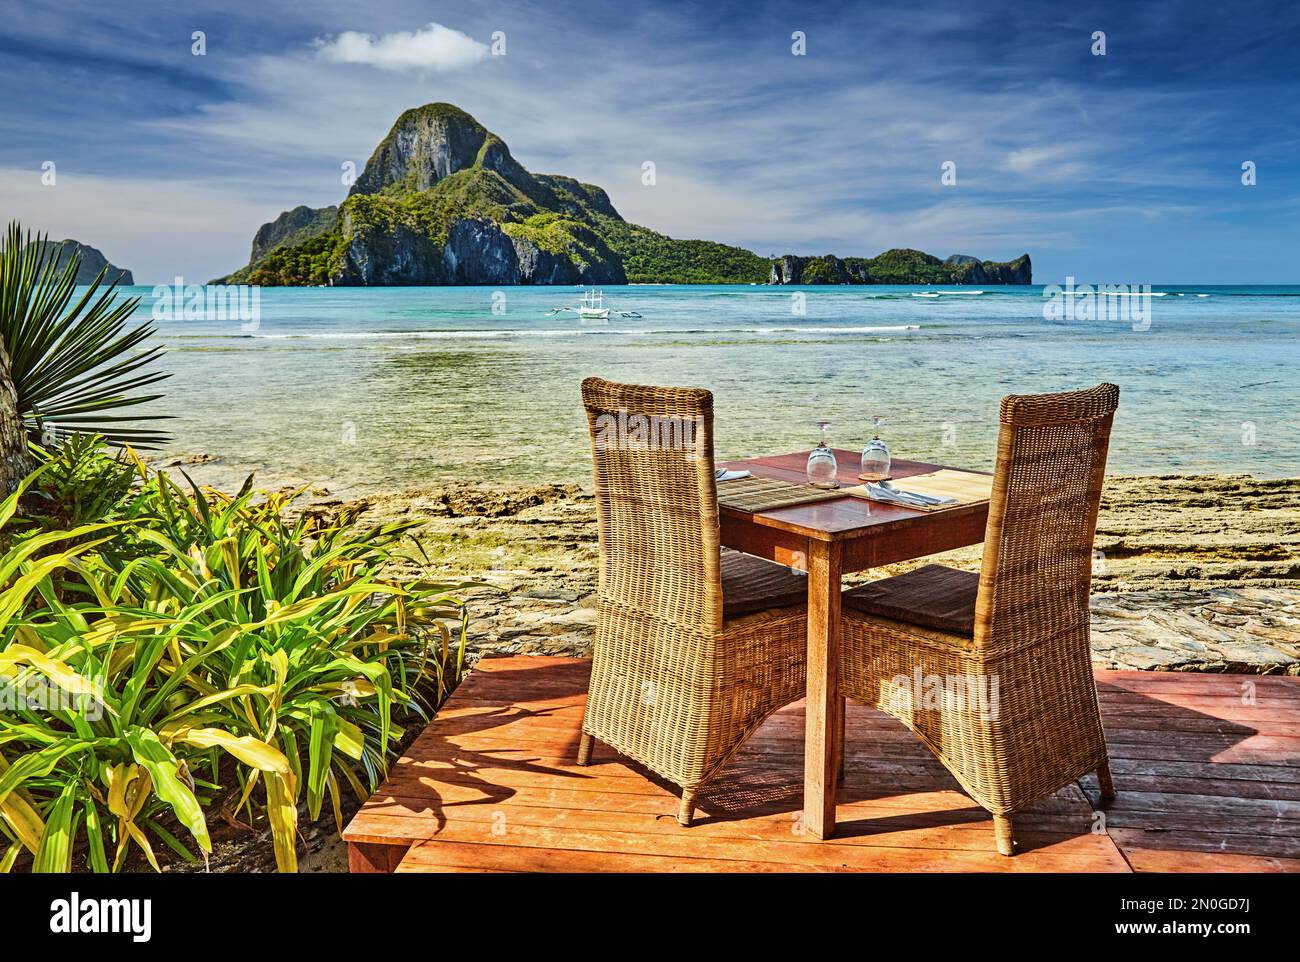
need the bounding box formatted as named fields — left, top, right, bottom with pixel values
left=0, top=222, right=170, bottom=447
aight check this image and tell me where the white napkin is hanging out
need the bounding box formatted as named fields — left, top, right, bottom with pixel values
left=865, top=481, right=956, bottom=507
left=715, top=469, right=752, bottom=482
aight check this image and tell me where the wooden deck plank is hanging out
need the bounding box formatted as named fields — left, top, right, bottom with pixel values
left=396, top=840, right=828, bottom=873
left=362, top=785, right=1091, bottom=833
left=342, top=655, right=1300, bottom=873
left=1083, top=772, right=1300, bottom=800
left=1108, top=834, right=1300, bottom=873
left=356, top=785, right=1098, bottom=844
left=356, top=806, right=1118, bottom=865
left=1103, top=744, right=1298, bottom=766
left=394, top=819, right=1123, bottom=872
left=371, top=772, right=1091, bottom=816
left=1094, top=669, right=1300, bottom=691
left=1100, top=759, right=1300, bottom=785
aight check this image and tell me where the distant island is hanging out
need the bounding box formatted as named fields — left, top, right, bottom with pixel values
left=29, top=239, right=134, bottom=285
left=215, top=103, right=1030, bottom=287
left=769, top=250, right=1030, bottom=286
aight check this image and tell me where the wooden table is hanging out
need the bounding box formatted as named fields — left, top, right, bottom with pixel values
left=717, top=450, right=991, bottom=839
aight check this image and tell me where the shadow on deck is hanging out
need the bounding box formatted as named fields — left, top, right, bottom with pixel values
left=343, top=656, right=1300, bottom=873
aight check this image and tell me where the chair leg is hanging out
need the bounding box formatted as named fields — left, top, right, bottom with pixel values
left=1096, top=759, right=1116, bottom=803
left=993, top=814, right=1016, bottom=856
left=576, top=732, right=594, bottom=766
left=835, top=696, right=846, bottom=782
left=678, top=789, right=698, bottom=827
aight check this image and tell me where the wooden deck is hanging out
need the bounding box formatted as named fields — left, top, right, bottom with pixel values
left=344, top=656, right=1300, bottom=873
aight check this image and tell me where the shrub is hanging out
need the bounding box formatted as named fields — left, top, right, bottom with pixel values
left=0, top=445, right=468, bottom=872
left=20, top=434, right=140, bottom=533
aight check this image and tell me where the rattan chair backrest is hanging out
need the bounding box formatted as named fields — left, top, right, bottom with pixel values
left=974, top=383, right=1120, bottom=651
left=581, top=377, right=723, bottom=635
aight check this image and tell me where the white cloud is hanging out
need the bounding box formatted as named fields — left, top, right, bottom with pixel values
left=40, top=12, right=1227, bottom=281
left=314, top=22, right=488, bottom=73
left=999, top=145, right=1091, bottom=181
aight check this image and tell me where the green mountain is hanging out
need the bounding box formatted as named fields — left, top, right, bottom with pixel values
left=28, top=239, right=134, bottom=285
left=248, top=205, right=338, bottom=265
left=215, top=104, right=1030, bottom=287
left=769, top=249, right=1032, bottom=285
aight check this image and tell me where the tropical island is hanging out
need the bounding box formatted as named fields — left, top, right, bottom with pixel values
left=214, top=103, right=1031, bottom=287
left=27, top=239, right=133, bottom=285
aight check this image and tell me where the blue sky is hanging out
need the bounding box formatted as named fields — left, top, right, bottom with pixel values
left=1, top=0, right=1297, bottom=283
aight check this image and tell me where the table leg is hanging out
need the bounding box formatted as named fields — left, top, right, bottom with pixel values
left=803, top=539, right=842, bottom=839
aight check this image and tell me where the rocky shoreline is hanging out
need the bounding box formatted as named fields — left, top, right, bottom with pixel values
left=313, top=473, right=1300, bottom=675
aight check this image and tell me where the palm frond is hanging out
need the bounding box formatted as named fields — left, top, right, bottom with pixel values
left=0, top=222, right=170, bottom=449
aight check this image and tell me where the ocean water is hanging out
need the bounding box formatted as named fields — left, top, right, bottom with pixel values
left=121, top=284, right=1299, bottom=497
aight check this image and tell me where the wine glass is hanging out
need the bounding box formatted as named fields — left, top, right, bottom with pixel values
left=806, top=419, right=839, bottom=488
left=860, top=415, right=891, bottom=481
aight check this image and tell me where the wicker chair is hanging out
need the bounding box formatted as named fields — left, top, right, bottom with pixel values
left=577, top=377, right=808, bottom=825
left=839, top=383, right=1120, bottom=855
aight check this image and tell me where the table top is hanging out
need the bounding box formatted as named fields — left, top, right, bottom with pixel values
left=718, top=449, right=992, bottom=542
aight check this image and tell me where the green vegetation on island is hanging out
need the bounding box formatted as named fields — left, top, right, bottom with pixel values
left=214, top=103, right=1030, bottom=287
left=771, top=249, right=1033, bottom=286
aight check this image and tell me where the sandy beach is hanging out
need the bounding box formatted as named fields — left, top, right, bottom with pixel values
left=295, top=473, right=1300, bottom=675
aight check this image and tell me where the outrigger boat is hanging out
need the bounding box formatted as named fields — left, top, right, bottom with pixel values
left=547, top=288, right=642, bottom=320
left=578, top=289, right=609, bottom=319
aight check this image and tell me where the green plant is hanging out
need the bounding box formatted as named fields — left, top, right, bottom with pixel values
left=0, top=454, right=468, bottom=873
left=20, top=434, right=140, bottom=532
left=0, top=222, right=170, bottom=448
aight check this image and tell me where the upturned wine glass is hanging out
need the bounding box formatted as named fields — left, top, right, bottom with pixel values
left=807, top=419, right=839, bottom=488
left=860, top=415, right=891, bottom=481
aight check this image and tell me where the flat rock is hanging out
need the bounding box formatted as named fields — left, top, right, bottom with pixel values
left=297, top=475, right=1300, bottom=673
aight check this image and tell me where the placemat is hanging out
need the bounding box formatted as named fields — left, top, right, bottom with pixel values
left=843, top=469, right=993, bottom=512
left=717, top=475, right=845, bottom=513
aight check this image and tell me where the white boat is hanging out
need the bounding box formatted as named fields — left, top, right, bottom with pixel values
left=545, top=289, right=640, bottom=320
left=578, top=289, right=610, bottom=319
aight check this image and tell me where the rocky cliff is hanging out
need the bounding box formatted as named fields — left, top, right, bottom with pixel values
left=29, top=240, right=134, bottom=285
left=250, top=205, right=338, bottom=264
left=348, top=105, right=531, bottom=198
left=769, top=249, right=1031, bottom=285
left=217, top=105, right=632, bottom=286
left=217, top=103, right=1031, bottom=287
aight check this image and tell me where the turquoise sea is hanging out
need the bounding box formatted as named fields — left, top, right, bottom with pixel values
left=124, top=284, right=1299, bottom=497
